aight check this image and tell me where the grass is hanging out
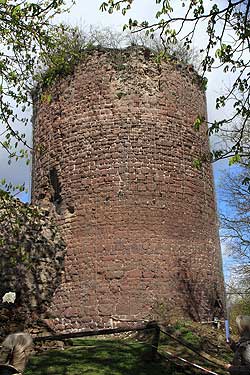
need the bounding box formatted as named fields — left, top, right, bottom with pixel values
left=24, top=322, right=233, bottom=375
left=24, top=338, right=174, bottom=375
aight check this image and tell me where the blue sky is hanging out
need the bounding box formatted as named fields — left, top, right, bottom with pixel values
left=0, top=0, right=242, bottom=278
left=213, top=160, right=235, bottom=280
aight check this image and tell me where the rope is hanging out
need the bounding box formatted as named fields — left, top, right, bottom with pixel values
left=30, top=322, right=227, bottom=374
left=159, top=328, right=227, bottom=368
left=157, top=352, right=191, bottom=374
left=159, top=350, right=220, bottom=375
left=132, top=333, right=223, bottom=375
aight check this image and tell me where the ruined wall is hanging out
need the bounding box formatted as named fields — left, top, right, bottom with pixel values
left=0, top=190, right=65, bottom=338
left=32, top=47, right=225, bottom=332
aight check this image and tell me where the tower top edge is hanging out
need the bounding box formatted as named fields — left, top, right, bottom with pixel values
left=32, top=45, right=205, bottom=100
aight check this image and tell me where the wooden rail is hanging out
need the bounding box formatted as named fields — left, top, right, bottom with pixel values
left=33, top=321, right=158, bottom=343
left=32, top=321, right=226, bottom=373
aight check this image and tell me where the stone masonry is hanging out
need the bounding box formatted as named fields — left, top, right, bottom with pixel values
left=0, top=191, right=65, bottom=338
left=32, top=47, right=225, bottom=332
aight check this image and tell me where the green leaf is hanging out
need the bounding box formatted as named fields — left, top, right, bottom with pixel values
left=193, top=159, right=202, bottom=170
left=193, top=115, right=205, bottom=131
left=99, top=2, right=108, bottom=12
left=229, top=154, right=241, bottom=166
left=201, top=77, right=208, bottom=92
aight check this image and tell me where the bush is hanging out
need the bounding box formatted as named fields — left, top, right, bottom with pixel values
left=34, top=25, right=201, bottom=92
left=229, top=297, right=250, bottom=334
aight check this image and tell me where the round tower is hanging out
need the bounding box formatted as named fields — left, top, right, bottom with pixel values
left=32, top=47, right=225, bottom=332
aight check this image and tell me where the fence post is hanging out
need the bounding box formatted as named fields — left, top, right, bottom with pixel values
left=151, top=324, right=160, bottom=360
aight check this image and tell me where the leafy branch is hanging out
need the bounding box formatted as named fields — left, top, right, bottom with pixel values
left=100, top=0, right=250, bottom=164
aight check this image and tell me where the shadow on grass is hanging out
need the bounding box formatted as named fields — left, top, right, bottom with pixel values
left=24, top=339, right=180, bottom=375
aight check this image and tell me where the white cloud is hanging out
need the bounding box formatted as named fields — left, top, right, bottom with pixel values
left=0, top=121, right=32, bottom=202
left=0, top=1, right=245, bottom=276
left=1, top=1, right=238, bottom=191
left=0, top=1, right=236, bottom=199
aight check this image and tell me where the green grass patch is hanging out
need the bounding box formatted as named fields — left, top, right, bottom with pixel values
left=24, top=338, right=176, bottom=375
left=24, top=322, right=233, bottom=375
left=159, top=322, right=201, bottom=349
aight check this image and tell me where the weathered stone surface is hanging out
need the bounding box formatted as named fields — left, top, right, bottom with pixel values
left=32, top=47, right=225, bottom=332
left=0, top=191, right=65, bottom=338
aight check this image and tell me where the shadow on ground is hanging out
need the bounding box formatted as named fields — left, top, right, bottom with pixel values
left=24, top=338, right=182, bottom=375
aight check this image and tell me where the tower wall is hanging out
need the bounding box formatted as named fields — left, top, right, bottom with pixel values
left=32, top=48, right=225, bottom=332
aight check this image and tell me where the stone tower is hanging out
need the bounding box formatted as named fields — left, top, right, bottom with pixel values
left=32, top=47, right=225, bottom=332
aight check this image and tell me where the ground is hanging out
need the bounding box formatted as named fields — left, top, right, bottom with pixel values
left=24, top=321, right=233, bottom=375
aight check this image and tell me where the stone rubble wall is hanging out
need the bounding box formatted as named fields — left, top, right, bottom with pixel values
left=0, top=191, right=66, bottom=339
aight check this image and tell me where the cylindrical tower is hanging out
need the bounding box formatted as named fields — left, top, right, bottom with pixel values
left=32, top=47, right=225, bottom=332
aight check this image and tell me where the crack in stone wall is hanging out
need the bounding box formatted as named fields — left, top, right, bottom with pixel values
left=32, top=46, right=225, bottom=332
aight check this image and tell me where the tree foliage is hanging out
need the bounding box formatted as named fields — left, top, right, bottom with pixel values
left=228, top=296, right=250, bottom=333
left=0, top=189, right=65, bottom=331
left=0, top=0, right=74, bottom=163
left=220, top=166, right=250, bottom=288
left=220, top=162, right=250, bottom=327
left=34, top=24, right=201, bottom=94
left=100, top=0, right=250, bottom=164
